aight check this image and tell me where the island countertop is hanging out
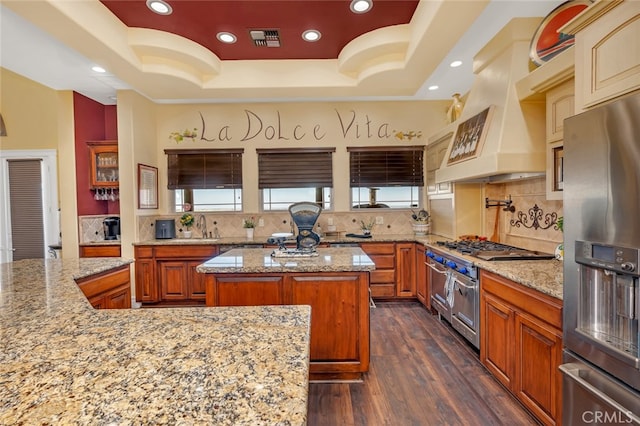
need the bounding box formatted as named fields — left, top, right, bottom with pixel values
left=0, top=258, right=310, bottom=425
left=197, top=246, right=376, bottom=274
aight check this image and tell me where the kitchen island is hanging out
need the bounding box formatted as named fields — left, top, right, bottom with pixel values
left=197, top=246, right=375, bottom=381
left=0, top=258, right=310, bottom=425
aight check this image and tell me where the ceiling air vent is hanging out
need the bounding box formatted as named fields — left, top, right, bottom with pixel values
left=249, top=29, right=281, bottom=47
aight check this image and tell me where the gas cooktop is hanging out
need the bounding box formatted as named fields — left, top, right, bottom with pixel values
left=436, top=240, right=555, bottom=261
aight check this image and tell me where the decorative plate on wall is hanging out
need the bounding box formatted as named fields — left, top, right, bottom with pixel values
left=529, top=0, right=592, bottom=66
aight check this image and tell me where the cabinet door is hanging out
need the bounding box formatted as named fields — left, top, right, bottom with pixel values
left=481, top=293, right=515, bottom=389
left=105, top=285, right=132, bottom=309
left=88, top=142, right=119, bottom=188
left=188, top=261, right=207, bottom=300
left=415, top=244, right=428, bottom=306
left=515, top=313, right=563, bottom=425
left=135, top=259, right=158, bottom=302
left=215, top=276, right=286, bottom=306
left=545, top=80, right=574, bottom=142
left=395, top=243, right=416, bottom=297
left=158, top=261, right=189, bottom=300
left=291, top=274, right=366, bottom=363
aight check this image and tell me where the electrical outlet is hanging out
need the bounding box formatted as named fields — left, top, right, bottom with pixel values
left=327, top=217, right=334, bottom=226
left=258, top=218, right=264, bottom=227
left=375, top=216, right=384, bottom=225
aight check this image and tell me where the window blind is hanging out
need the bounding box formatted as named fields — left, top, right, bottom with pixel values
left=8, top=159, right=44, bottom=259
left=165, top=149, right=243, bottom=189
left=347, top=146, right=425, bottom=187
left=257, top=148, right=335, bottom=189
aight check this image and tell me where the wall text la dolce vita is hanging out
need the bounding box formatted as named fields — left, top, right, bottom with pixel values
left=192, top=109, right=421, bottom=143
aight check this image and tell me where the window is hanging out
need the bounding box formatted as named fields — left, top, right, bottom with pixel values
left=257, top=148, right=335, bottom=211
left=165, top=149, right=243, bottom=212
left=348, top=146, right=424, bottom=209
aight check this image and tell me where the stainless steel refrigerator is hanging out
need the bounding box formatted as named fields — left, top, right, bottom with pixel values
left=562, top=91, right=640, bottom=424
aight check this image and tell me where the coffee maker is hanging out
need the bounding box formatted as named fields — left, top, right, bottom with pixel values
left=103, top=217, right=120, bottom=240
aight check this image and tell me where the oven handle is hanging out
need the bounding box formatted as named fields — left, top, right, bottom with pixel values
left=451, top=276, right=477, bottom=290
left=425, top=262, right=448, bottom=275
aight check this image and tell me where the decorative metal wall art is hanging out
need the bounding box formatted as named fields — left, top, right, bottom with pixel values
left=510, top=204, right=559, bottom=230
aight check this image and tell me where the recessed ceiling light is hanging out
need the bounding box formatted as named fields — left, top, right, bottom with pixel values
left=92, top=66, right=106, bottom=73
left=146, top=0, right=172, bottom=15
left=450, top=60, right=463, bottom=68
left=217, top=32, right=237, bottom=44
left=302, top=29, right=321, bottom=42
left=350, top=0, right=373, bottom=14
left=428, top=85, right=439, bottom=91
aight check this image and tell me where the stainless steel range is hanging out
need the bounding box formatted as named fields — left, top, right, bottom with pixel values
left=426, top=240, right=554, bottom=350
left=426, top=245, right=479, bottom=349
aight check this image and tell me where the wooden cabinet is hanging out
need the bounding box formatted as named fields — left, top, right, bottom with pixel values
left=134, top=245, right=218, bottom=306
left=395, top=243, right=416, bottom=297
left=205, top=271, right=370, bottom=381
left=80, top=244, right=121, bottom=258
left=567, top=1, right=640, bottom=110
left=545, top=79, right=573, bottom=200
left=75, top=264, right=131, bottom=309
left=480, top=270, right=563, bottom=426
left=88, top=141, right=119, bottom=189
left=415, top=244, right=429, bottom=306
left=360, top=242, right=396, bottom=298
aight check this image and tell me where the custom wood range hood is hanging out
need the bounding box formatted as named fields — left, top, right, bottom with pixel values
left=436, top=18, right=547, bottom=184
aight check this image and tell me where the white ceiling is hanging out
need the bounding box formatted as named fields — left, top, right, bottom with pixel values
left=0, top=1, right=564, bottom=106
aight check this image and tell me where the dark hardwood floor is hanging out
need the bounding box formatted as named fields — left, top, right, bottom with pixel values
left=307, top=302, right=539, bottom=426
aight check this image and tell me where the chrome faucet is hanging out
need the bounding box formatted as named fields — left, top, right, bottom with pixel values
left=197, top=215, right=207, bottom=238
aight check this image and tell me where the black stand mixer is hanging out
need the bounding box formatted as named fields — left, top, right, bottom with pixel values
left=268, top=202, right=322, bottom=257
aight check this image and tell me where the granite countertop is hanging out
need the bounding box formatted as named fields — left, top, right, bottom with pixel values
left=0, top=258, right=310, bottom=425
left=136, top=233, right=563, bottom=300
left=135, top=233, right=433, bottom=246
left=197, top=247, right=375, bottom=274
left=80, top=240, right=122, bottom=246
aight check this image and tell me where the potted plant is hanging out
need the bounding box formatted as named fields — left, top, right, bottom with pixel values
left=411, top=209, right=430, bottom=236
left=555, top=216, right=564, bottom=260
left=243, top=216, right=257, bottom=239
left=180, top=213, right=195, bottom=238
left=359, top=218, right=375, bottom=235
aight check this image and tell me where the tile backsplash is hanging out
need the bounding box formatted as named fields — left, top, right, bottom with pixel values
left=79, top=215, right=120, bottom=243
left=136, top=210, right=422, bottom=241
left=485, top=177, right=563, bottom=254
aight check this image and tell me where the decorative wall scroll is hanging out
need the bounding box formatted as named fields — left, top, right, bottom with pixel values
left=138, top=164, right=158, bottom=209
left=447, top=106, right=494, bottom=166
left=510, top=204, right=560, bottom=231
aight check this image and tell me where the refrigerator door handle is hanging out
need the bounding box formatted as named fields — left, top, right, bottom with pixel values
left=560, top=363, right=640, bottom=424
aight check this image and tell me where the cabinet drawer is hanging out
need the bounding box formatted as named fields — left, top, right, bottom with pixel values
left=368, top=254, right=395, bottom=269
left=370, top=283, right=395, bottom=298
left=135, top=246, right=153, bottom=258
left=80, top=245, right=121, bottom=258
left=370, top=270, right=395, bottom=284
left=360, top=243, right=395, bottom=255
left=154, top=245, right=218, bottom=258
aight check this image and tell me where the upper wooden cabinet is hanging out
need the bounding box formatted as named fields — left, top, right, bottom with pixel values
left=545, top=79, right=575, bottom=143
left=566, top=1, right=640, bottom=110
left=545, top=79, right=574, bottom=200
left=88, top=140, right=119, bottom=188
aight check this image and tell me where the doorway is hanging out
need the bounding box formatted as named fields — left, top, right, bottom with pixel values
left=0, top=150, right=59, bottom=263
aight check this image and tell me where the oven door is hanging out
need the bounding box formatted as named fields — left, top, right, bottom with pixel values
left=450, top=271, right=479, bottom=349
left=427, top=258, right=452, bottom=322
